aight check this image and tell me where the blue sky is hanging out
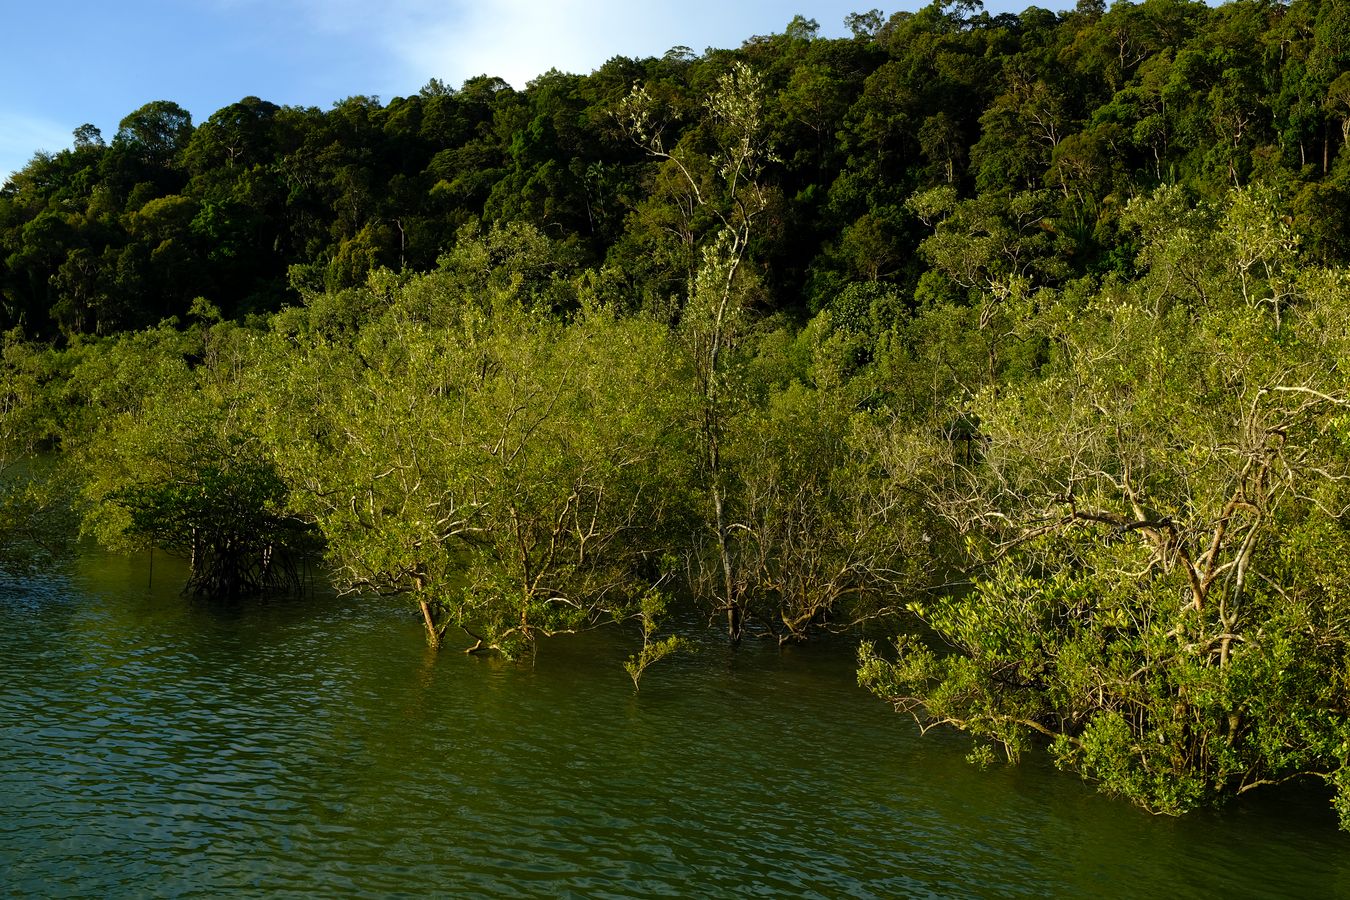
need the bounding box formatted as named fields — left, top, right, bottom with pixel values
left=1, top=0, right=1048, bottom=182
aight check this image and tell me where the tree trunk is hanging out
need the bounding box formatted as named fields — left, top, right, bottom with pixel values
left=420, top=599, right=443, bottom=650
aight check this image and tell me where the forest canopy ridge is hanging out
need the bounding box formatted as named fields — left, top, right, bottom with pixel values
left=4, top=0, right=1349, bottom=338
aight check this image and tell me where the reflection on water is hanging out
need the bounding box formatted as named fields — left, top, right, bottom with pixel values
left=2, top=548, right=1348, bottom=897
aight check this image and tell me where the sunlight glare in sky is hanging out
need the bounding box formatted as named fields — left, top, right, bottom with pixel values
left=0, top=0, right=1049, bottom=181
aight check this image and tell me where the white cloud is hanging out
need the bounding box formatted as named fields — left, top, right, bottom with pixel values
left=250, top=0, right=834, bottom=93
left=383, top=0, right=861, bottom=90
left=294, top=0, right=457, bottom=39
left=397, top=0, right=662, bottom=88
left=0, top=114, right=75, bottom=184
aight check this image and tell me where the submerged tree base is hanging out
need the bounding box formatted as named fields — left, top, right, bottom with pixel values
left=185, top=542, right=306, bottom=599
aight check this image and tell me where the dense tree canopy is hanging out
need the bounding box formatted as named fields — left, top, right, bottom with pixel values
left=3, top=0, right=1350, bottom=339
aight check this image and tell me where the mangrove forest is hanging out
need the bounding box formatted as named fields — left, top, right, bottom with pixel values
left=4, top=0, right=1350, bottom=835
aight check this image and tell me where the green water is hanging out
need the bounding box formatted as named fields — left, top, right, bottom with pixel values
left=3, top=549, right=1349, bottom=898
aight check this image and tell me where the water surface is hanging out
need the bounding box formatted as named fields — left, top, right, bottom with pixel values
left=3, top=549, right=1348, bottom=897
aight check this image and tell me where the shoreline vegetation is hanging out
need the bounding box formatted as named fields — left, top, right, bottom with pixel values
left=4, top=0, right=1350, bottom=828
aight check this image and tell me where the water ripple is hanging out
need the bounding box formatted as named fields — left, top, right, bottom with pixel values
left=2, top=551, right=1349, bottom=896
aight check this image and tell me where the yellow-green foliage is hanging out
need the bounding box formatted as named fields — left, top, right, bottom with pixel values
left=862, top=187, right=1350, bottom=825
